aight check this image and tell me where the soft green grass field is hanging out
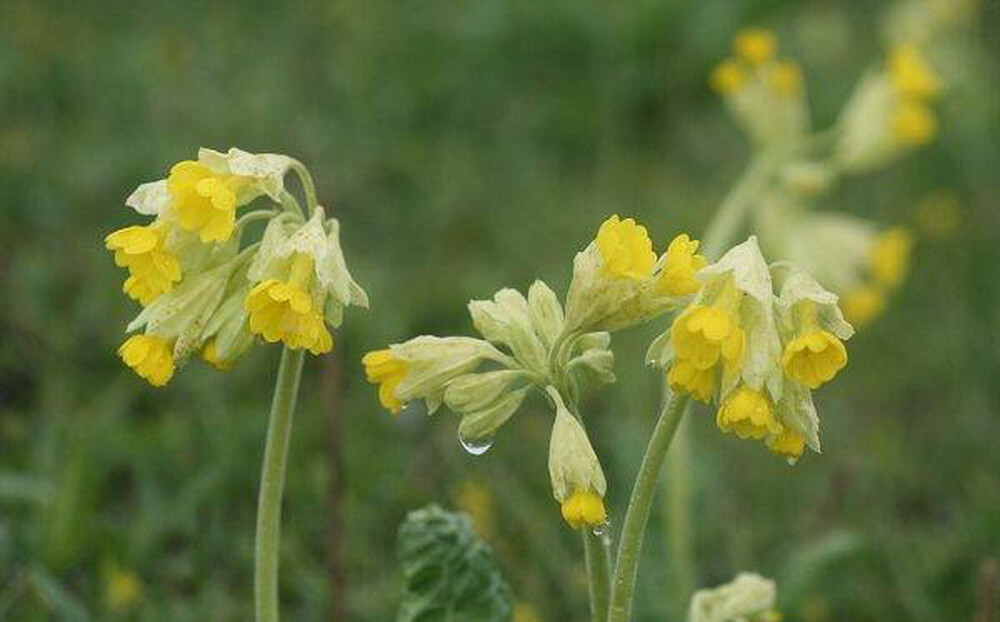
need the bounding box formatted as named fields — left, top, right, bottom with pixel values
left=1, top=0, right=998, bottom=620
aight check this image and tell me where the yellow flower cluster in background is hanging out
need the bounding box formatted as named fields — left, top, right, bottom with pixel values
left=108, top=148, right=367, bottom=387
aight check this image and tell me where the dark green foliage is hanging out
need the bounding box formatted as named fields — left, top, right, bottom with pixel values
left=397, top=506, right=513, bottom=622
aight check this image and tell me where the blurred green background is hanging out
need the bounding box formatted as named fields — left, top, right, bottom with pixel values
left=2, top=0, right=998, bottom=620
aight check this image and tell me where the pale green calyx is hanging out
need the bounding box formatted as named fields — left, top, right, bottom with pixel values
left=447, top=371, right=533, bottom=443
left=700, top=237, right=784, bottom=401
left=390, top=336, right=511, bottom=414
left=126, top=259, right=238, bottom=361
left=771, top=262, right=855, bottom=341
left=546, top=387, right=606, bottom=503
left=469, top=286, right=550, bottom=377
left=687, top=572, right=777, bottom=622
left=563, top=241, right=680, bottom=333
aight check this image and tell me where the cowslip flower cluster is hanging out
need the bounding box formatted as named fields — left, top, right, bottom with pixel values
left=836, top=44, right=942, bottom=171
left=707, top=27, right=930, bottom=330
left=108, top=147, right=367, bottom=386
left=647, top=237, right=854, bottom=462
left=365, top=215, right=705, bottom=529
left=709, top=28, right=808, bottom=148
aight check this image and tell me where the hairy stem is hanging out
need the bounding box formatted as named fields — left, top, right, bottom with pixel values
left=700, top=156, right=773, bottom=259
left=583, top=530, right=612, bottom=622
left=290, top=159, right=318, bottom=214
left=255, top=346, right=306, bottom=622
left=607, top=392, right=690, bottom=622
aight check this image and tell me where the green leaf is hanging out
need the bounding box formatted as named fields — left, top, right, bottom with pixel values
left=396, top=505, right=513, bottom=622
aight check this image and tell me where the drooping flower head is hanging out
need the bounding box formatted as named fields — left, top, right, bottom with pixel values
left=546, top=387, right=607, bottom=530
left=245, top=208, right=368, bottom=354
left=648, top=237, right=853, bottom=462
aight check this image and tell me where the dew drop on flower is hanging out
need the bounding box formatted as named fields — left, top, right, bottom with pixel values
left=458, top=434, right=494, bottom=456
left=592, top=520, right=610, bottom=537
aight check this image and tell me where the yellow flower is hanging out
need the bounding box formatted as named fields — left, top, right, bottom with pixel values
left=105, top=223, right=182, bottom=305
left=892, top=101, right=937, bottom=145
left=716, top=387, right=781, bottom=440
left=667, top=358, right=716, bottom=403
left=766, top=428, right=805, bottom=460
left=769, top=61, right=803, bottom=96
left=514, top=603, right=544, bottom=622
left=671, top=305, right=746, bottom=371
left=246, top=254, right=333, bottom=354
left=889, top=45, right=941, bottom=100
left=118, top=334, right=174, bottom=387
left=560, top=489, right=606, bottom=530
left=782, top=330, right=847, bottom=389
left=657, top=234, right=707, bottom=296
left=167, top=160, right=248, bottom=243
left=201, top=339, right=232, bottom=372
left=734, top=28, right=777, bottom=65
left=870, top=227, right=913, bottom=289
left=105, top=565, right=143, bottom=613
left=596, top=215, right=656, bottom=279
left=710, top=59, right=745, bottom=95
left=362, top=349, right=409, bottom=414
left=841, top=285, right=886, bottom=327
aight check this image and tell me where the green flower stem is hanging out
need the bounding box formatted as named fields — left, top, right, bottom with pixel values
left=583, top=530, right=612, bottom=622
left=289, top=159, right=318, bottom=213
left=255, top=346, right=306, bottom=622
left=607, top=392, right=690, bottom=622
left=700, top=155, right=774, bottom=259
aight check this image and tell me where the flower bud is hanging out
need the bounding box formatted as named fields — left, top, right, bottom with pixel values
left=546, top=387, right=606, bottom=529
left=447, top=371, right=533, bottom=444
left=469, top=288, right=549, bottom=377
left=688, top=573, right=777, bottom=622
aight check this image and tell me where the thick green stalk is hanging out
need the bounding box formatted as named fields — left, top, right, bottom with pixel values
left=700, top=156, right=773, bottom=259
left=583, top=530, right=612, bottom=622
left=255, top=346, right=306, bottom=622
left=607, top=393, right=690, bottom=622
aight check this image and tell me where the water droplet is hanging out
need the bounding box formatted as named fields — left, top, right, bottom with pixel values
left=592, top=520, right=610, bottom=537
left=458, top=434, right=494, bottom=456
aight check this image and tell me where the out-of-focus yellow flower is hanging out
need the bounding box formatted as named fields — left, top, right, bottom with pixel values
left=766, top=429, right=805, bottom=460
left=770, top=61, right=803, bottom=96
left=167, top=160, right=250, bottom=243
left=658, top=234, right=707, bottom=296
left=105, top=565, right=143, bottom=613
left=514, top=603, right=544, bottom=622
left=246, top=253, right=332, bottom=354
left=889, top=44, right=941, bottom=100
left=362, top=349, right=409, bottom=414
left=716, top=386, right=781, bottom=440
left=841, top=286, right=886, bottom=327
left=869, top=226, right=914, bottom=288
left=892, top=100, right=937, bottom=145
left=596, top=215, right=656, bottom=279
left=560, top=489, right=606, bottom=530
left=105, top=223, right=182, bottom=306
left=118, top=334, right=174, bottom=387
left=916, top=191, right=962, bottom=238
left=734, top=28, right=778, bottom=65
left=710, top=59, right=746, bottom=94
left=456, top=479, right=496, bottom=539
left=782, top=329, right=847, bottom=390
